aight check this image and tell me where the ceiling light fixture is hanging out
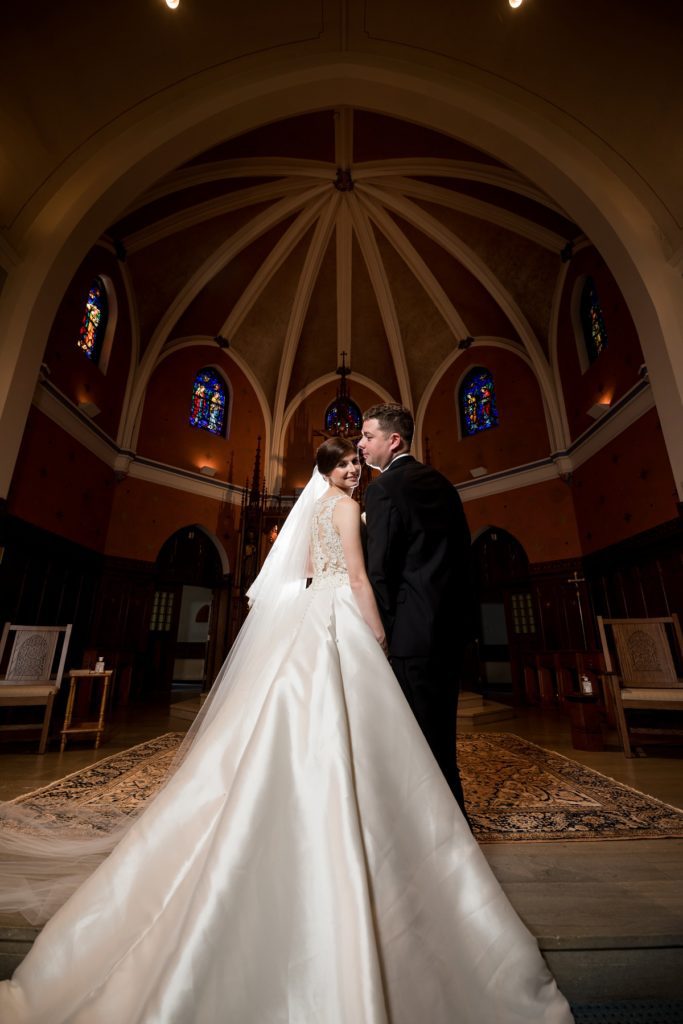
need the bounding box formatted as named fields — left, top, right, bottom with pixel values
left=586, top=401, right=611, bottom=420
left=509, top=0, right=524, bottom=7
left=165, top=0, right=179, bottom=9
left=469, top=466, right=488, bottom=478
left=78, top=400, right=101, bottom=418
left=199, top=465, right=217, bottom=477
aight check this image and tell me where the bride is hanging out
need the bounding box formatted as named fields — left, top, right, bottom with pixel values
left=0, top=437, right=574, bottom=1023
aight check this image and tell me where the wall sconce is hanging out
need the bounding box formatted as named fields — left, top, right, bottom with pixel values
left=199, top=465, right=217, bottom=477
left=469, top=466, right=488, bottom=478
left=78, top=400, right=101, bottom=418
left=586, top=401, right=611, bottom=420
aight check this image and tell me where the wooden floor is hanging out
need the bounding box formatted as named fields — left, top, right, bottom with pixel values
left=1, top=700, right=682, bottom=1002
left=0, top=701, right=189, bottom=802
left=473, top=708, right=683, bottom=1003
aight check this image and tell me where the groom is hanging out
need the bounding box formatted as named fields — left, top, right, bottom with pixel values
left=359, top=404, right=471, bottom=815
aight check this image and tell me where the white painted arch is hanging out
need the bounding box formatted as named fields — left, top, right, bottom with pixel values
left=0, top=55, right=681, bottom=498
left=414, top=337, right=551, bottom=455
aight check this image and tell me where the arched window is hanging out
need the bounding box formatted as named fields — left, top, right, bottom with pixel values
left=459, top=367, right=499, bottom=436
left=579, top=276, right=608, bottom=363
left=77, top=277, right=108, bottom=362
left=324, top=396, right=362, bottom=437
left=189, top=367, right=228, bottom=436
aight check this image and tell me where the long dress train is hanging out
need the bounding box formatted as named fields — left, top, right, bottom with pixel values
left=0, top=494, right=573, bottom=1023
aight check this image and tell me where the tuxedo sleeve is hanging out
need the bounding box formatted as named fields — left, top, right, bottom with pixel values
left=364, top=484, right=403, bottom=639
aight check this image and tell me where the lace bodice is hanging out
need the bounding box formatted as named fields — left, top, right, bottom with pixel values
left=310, top=495, right=350, bottom=590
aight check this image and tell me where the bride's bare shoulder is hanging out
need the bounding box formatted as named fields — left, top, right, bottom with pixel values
left=332, top=495, right=360, bottom=516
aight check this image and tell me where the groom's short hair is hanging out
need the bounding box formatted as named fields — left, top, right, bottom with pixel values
left=362, top=404, right=414, bottom=447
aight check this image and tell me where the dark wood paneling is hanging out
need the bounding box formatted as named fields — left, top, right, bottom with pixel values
left=529, top=558, right=595, bottom=652
left=584, top=516, right=682, bottom=620
left=513, top=519, right=681, bottom=706
left=0, top=508, right=102, bottom=665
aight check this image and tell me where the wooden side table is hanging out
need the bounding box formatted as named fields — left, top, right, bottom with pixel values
left=60, top=669, right=114, bottom=752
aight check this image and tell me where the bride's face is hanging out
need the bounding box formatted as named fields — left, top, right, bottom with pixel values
left=328, top=453, right=361, bottom=493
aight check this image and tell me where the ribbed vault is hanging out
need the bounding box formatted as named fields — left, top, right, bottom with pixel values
left=111, top=108, right=580, bottom=484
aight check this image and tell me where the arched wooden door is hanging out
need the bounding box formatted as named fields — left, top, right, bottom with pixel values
left=471, top=527, right=534, bottom=705
left=149, top=526, right=228, bottom=697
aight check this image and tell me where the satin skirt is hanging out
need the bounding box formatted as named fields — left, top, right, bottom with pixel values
left=0, top=584, right=573, bottom=1023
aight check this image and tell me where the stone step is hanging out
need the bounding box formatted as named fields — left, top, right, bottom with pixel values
left=483, top=840, right=683, bottom=1003
left=542, top=939, right=683, bottom=1004
left=457, top=691, right=515, bottom=726
left=2, top=915, right=681, bottom=1002
left=169, top=695, right=205, bottom=721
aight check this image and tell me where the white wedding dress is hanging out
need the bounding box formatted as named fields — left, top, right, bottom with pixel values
left=0, top=491, right=573, bottom=1024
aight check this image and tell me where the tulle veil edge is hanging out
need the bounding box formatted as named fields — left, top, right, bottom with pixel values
left=0, top=469, right=328, bottom=925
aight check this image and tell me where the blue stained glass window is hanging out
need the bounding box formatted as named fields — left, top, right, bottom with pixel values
left=189, top=368, right=227, bottom=436
left=580, top=277, right=608, bottom=363
left=460, top=367, right=499, bottom=436
left=77, top=277, right=108, bottom=362
left=324, top=397, right=362, bottom=437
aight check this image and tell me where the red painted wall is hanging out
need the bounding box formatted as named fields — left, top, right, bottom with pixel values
left=43, top=247, right=132, bottom=440
left=136, top=346, right=265, bottom=487
left=572, top=406, right=678, bottom=553
left=423, top=347, right=550, bottom=483
left=104, top=476, right=239, bottom=569
left=462, top=478, right=582, bottom=563
left=557, top=246, right=644, bottom=441
left=7, top=408, right=115, bottom=551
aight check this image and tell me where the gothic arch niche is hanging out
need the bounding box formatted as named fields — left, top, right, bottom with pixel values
left=150, top=524, right=229, bottom=698
left=471, top=526, right=532, bottom=705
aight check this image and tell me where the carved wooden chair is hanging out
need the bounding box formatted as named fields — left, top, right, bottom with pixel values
left=0, top=623, right=72, bottom=754
left=597, top=615, right=683, bottom=757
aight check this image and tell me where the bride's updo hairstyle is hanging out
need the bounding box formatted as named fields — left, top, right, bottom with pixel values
left=316, top=436, right=357, bottom=477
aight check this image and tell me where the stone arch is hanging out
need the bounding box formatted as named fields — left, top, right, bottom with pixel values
left=0, top=57, right=680, bottom=497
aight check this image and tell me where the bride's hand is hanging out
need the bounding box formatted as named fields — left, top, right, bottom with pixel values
left=376, top=634, right=388, bottom=656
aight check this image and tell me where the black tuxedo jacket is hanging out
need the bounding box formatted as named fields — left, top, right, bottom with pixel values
left=364, top=456, right=471, bottom=659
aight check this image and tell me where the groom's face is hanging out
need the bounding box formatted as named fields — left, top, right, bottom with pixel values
left=359, top=419, right=398, bottom=471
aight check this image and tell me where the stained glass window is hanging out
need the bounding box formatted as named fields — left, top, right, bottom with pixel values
left=324, top=397, right=362, bottom=438
left=77, top=277, right=108, bottom=362
left=460, top=367, right=499, bottom=436
left=189, top=368, right=227, bottom=436
left=580, top=277, right=608, bottom=363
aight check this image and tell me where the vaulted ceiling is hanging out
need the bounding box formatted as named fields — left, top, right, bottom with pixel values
left=110, top=107, right=579, bottom=451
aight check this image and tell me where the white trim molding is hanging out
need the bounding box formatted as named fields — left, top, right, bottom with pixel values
left=33, top=378, right=245, bottom=506
left=455, top=377, right=655, bottom=500
left=30, top=375, right=657, bottom=508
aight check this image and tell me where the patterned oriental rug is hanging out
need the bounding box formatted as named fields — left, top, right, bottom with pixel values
left=459, top=733, right=683, bottom=842
left=10, top=732, right=683, bottom=843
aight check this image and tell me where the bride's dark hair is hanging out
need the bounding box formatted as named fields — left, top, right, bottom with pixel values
left=316, top=436, right=357, bottom=475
